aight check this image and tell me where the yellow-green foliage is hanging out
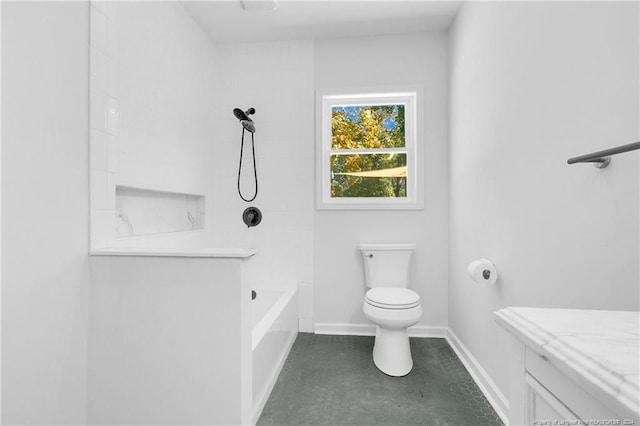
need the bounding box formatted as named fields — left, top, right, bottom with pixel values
left=331, top=105, right=407, bottom=198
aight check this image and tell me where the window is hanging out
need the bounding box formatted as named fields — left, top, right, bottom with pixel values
left=316, top=87, right=423, bottom=210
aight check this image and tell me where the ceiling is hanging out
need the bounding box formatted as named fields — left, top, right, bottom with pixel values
left=181, top=1, right=462, bottom=44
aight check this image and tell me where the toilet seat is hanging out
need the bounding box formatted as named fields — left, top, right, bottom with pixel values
left=365, top=288, right=420, bottom=310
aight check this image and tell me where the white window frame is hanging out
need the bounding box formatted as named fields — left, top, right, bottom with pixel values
left=315, top=86, right=424, bottom=210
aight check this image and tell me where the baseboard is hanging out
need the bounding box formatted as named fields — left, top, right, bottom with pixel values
left=252, top=330, right=298, bottom=425
left=314, top=322, right=375, bottom=336
left=446, top=329, right=510, bottom=425
left=313, top=322, right=448, bottom=338
left=409, top=325, right=448, bottom=338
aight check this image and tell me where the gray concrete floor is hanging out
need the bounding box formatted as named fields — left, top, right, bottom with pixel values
left=258, top=334, right=503, bottom=426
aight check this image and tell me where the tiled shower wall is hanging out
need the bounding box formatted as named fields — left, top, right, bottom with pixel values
left=89, top=1, right=117, bottom=248
left=89, top=3, right=315, bottom=317
left=89, top=1, right=218, bottom=249
left=210, top=41, right=315, bottom=296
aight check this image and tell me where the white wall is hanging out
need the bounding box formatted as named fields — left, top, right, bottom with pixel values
left=1, top=2, right=90, bottom=423
left=313, top=32, right=450, bottom=331
left=210, top=40, right=315, bottom=293
left=449, top=0, right=639, bottom=404
left=0, top=1, right=4, bottom=420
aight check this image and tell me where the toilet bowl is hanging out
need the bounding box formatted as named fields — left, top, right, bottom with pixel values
left=363, top=288, right=422, bottom=376
left=359, top=244, right=423, bottom=377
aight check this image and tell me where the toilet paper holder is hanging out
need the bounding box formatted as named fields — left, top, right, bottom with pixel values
left=467, top=259, right=498, bottom=285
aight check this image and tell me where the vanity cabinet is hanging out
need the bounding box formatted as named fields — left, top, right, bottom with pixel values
left=496, top=308, right=639, bottom=426
left=517, top=344, right=621, bottom=425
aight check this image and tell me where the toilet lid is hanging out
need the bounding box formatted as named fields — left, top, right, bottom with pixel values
left=365, top=288, right=421, bottom=309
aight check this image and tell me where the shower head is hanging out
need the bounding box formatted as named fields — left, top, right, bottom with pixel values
left=233, top=108, right=249, bottom=121
left=233, top=107, right=256, bottom=133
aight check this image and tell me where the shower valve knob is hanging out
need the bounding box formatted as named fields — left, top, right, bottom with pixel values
left=243, top=207, right=262, bottom=228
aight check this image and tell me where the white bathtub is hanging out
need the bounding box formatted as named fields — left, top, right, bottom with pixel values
left=251, top=286, right=298, bottom=424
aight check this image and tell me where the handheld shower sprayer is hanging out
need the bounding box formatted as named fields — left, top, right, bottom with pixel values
left=233, top=107, right=256, bottom=133
left=233, top=107, right=258, bottom=203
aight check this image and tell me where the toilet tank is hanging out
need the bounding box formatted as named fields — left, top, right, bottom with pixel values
left=358, top=243, right=416, bottom=288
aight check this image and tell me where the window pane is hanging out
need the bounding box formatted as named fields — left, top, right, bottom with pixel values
left=331, top=105, right=405, bottom=150
left=330, top=153, right=407, bottom=198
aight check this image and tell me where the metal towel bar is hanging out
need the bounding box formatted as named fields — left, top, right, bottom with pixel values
left=567, top=141, right=640, bottom=169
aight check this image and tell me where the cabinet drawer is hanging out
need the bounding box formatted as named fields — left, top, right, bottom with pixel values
left=526, top=373, right=580, bottom=424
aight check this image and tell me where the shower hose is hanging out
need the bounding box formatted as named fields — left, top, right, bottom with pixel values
left=237, top=128, right=258, bottom=202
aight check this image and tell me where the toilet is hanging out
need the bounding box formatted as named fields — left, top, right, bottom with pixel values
left=359, top=243, right=422, bottom=377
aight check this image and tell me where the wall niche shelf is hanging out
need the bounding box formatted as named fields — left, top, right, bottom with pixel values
left=115, top=185, right=205, bottom=238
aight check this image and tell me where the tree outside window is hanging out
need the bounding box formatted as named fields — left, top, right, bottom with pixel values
left=316, top=88, right=423, bottom=210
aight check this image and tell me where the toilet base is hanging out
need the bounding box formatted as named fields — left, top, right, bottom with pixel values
left=372, top=326, right=413, bottom=377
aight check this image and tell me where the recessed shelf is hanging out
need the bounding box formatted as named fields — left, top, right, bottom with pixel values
left=115, top=185, right=205, bottom=238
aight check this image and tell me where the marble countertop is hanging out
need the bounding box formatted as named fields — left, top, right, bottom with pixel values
left=495, top=307, right=639, bottom=419
left=90, top=247, right=257, bottom=258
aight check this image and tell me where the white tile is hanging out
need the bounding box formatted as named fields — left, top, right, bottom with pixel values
left=278, top=266, right=298, bottom=286
left=106, top=172, right=116, bottom=208
left=90, top=129, right=108, bottom=171
left=107, top=97, right=119, bottom=136
left=90, top=90, right=108, bottom=132
left=297, top=262, right=313, bottom=285
left=90, top=47, right=108, bottom=94
left=107, top=134, right=118, bottom=173
left=90, top=6, right=108, bottom=54
left=90, top=170, right=108, bottom=210
left=106, top=1, right=118, bottom=29
left=298, top=283, right=313, bottom=316
left=107, top=55, right=118, bottom=97
left=91, top=209, right=115, bottom=249
left=91, top=1, right=107, bottom=15
left=299, top=316, right=314, bottom=333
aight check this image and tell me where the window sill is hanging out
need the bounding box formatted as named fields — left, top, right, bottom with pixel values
left=316, top=199, right=424, bottom=211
